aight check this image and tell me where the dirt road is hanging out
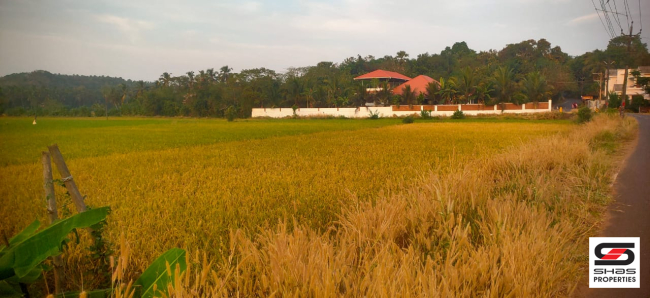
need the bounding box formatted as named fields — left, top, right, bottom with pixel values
left=586, top=114, right=650, bottom=297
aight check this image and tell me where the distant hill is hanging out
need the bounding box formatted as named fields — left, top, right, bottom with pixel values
left=0, top=70, right=141, bottom=114
left=0, top=70, right=133, bottom=90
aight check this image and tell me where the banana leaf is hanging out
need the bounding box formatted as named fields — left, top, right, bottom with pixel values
left=135, top=248, right=186, bottom=298
left=0, top=281, right=22, bottom=297
left=0, top=206, right=110, bottom=280
left=0, top=220, right=41, bottom=254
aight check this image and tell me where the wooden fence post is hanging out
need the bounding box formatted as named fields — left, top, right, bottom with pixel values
left=42, top=152, right=63, bottom=294
left=47, top=144, right=87, bottom=213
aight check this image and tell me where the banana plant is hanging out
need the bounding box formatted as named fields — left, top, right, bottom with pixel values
left=0, top=207, right=110, bottom=295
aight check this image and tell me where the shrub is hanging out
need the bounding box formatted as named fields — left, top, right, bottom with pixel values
left=368, top=109, right=380, bottom=119
left=629, top=95, right=648, bottom=112
left=451, top=110, right=465, bottom=119
left=226, top=106, right=237, bottom=122
left=608, top=92, right=621, bottom=108
left=402, top=115, right=414, bottom=123
left=420, top=110, right=432, bottom=119
left=577, top=106, right=592, bottom=123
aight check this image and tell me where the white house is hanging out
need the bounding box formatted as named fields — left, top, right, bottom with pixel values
left=606, top=66, right=650, bottom=100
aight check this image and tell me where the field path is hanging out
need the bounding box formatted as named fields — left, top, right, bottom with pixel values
left=584, top=114, right=650, bottom=297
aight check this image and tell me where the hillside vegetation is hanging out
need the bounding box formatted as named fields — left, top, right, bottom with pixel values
left=1, top=36, right=648, bottom=117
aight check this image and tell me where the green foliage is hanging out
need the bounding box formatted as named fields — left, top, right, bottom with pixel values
left=437, top=77, right=457, bottom=104
left=1, top=37, right=647, bottom=118
left=402, top=115, right=414, bottom=124
left=425, top=82, right=440, bottom=104
left=392, top=95, right=401, bottom=107
left=520, top=71, right=552, bottom=104
left=368, top=109, right=380, bottom=119
left=577, top=106, right=592, bottom=123
left=492, top=66, right=517, bottom=105
left=401, top=85, right=416, bottom=107
left=291, top=104, right=299, bottom=117
left=420, top=110, right=432, bottom=119
left=226, top=106, right=237, bottom=122
left=135, top=248, right=187, bottom=298
left=456, top=67, right=478, bottom=104
left=451, top=110, right=465, bottom=119
left=608, top=92, right=621, bottom=108
left=0, top=207, right=110, bottom=280
left=629, top=95, right=648, bottom=112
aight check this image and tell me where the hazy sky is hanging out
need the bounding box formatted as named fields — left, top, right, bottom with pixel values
left=0, top=0, right=647, bottom=81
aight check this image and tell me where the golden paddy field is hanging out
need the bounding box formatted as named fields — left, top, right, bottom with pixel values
left=1, top=117, right=569, bottom=268
left=0, top=115, right=637, bottom=296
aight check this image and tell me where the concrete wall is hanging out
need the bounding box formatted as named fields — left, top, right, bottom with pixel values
left=252, top=100, right=553, bottom=118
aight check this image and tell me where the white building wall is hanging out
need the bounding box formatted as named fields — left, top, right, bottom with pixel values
left=607, top=67, right=650, bottom=100
left=252, top=100, right=553, bottom=118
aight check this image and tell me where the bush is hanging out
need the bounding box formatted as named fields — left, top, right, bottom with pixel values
left=368, top=109, right=380, bottom=119
left=629, top=95, right=648, bottom=112
left=5, top=107, right=27, bottom=116
left=226, top=106, right=237, bottom=122
left=420, top=110, right=432, bottom=119
left=577, top=106, right=592, bottom=123
left=402, top=115, right=414, bottom=124
left=451, top=110, right=465, bottom=119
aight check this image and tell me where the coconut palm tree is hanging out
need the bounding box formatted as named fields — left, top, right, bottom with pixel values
left=378, top=81, right=392, bottom=106
left=401, top=85, right=416, bottom=108
left=159, top=72, right=172, bottom=88
left=437, top=77, right=457, bottom=104
left=475, top=81, right=494, bottom=105
left=219, top=66, right=232, bottom=83
left=456, top=67, right=478, bottom=104
left=425, top=81, right=440, bottom=104
left=520, top=71, right=552, bottom=108
left=492, top=66, right=517, bottom=110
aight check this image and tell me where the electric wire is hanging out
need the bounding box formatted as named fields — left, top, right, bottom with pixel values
left=608, top=0, right=624, bottom=32
left=593, top=0, right=615, bottom=38
left=601, top=0, right=617, bottom=37
left=639, top=0, right=643, bottom=32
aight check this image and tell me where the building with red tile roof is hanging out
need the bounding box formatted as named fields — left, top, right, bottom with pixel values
left=353, top=70, right=411, bottom=82
left=392, top=75, right=439, bottom=96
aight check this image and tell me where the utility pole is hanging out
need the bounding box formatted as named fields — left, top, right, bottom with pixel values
left=603, top=60, right=615, bottom=98
left=620, top=21, right=642, bottom=106
left=593, top=72, right=603, bottom=108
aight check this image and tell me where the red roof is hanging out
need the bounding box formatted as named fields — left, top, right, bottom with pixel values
left=392, top=75, right=439, bottom=96
left=354, top=70, right=411, bottom=81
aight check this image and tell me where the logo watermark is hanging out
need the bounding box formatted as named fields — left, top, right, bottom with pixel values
left=589, top=237, right=640, bottom=288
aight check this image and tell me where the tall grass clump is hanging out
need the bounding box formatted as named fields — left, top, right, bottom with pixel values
left=577, top=106, right=592, bottom=123
left=452, top=110, right=465, bottom=119
left=170, top=114, right=636, bottom=296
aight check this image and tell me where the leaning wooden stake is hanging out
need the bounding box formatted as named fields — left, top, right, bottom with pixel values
left=42, top=151, right=63, bottom=294
left=47, top=144, right=87, bottom=213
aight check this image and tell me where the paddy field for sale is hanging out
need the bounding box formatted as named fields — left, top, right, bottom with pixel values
left=0, top=115, right=637, bottom=296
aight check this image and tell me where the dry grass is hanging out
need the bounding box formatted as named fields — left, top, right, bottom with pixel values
left=155, top=114, right=636, bottom=297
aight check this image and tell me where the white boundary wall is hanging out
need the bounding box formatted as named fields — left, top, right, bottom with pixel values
left=252, top=100, right=553, bottom=118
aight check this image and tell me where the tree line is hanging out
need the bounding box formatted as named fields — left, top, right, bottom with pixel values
left=1, top=37, right=648, bottom=118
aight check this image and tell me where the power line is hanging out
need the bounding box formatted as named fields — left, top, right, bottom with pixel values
left=623, top=0, right=632, bottom=29
left=601, top=0, right=617, bottom=36
left=639, top=0, right=643, bottom=32
left=608, top=0, right=624, bottom=32
left=592, top=0, right=615, bottom=38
